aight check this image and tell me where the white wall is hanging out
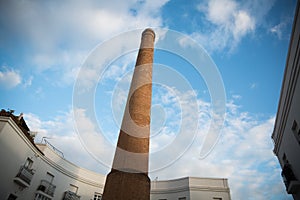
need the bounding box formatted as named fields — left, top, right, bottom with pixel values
left=33, top=144, right=106, bottom=200
left=151, top=177, right=231, bottom=200
left=0, top=116, right=105, bottom=200
left=0, top=116, right=40, bottom=199
left=151, top=177, right=190, bottom=200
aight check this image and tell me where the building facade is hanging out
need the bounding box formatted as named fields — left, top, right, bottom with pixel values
left=272, top=1, right=300, bottom=199
left=0, top=110, right=106, bottom=200
left=0, top=110, right=231, bottom=200
left=151, top=177, right=231, bottom=200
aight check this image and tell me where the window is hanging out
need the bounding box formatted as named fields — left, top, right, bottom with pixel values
left=213, top=198, right=222, bottom=200
left=46, top=172, right=54, bottom=183
left=14, top=158, right=35, bottom=186
left=179, top=197, right=186, bottom=200
left=292, top=120, right=300, bottom=143
left=7, top=194, right=17, bottom=200
left=283, top=153, right=287, bottom=163
left=94, top=192, right=102, bottom=200
left=24, top=158, right=33, bottom=169
left=292, top=120, right=298, bottom=131
left=69, top=184, right=78, bottom=193
left=37, top=173, right=56, bottom=197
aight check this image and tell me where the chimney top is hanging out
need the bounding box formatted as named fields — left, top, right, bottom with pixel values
left=142, top=28, right=155, bottom=39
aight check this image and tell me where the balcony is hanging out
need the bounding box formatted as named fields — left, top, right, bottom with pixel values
left=37, top=180, right=56, bottom=197
left=281, top=163, right=300, bottom=194
left=63, top=191, right=80, bottom=200
left=13, top=165, right=34, bottom=187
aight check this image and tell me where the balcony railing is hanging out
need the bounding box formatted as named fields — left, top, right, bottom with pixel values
left=14, top=165, right=34, bottom=187
left=37, top=180, right=56, bottom=197
left=63, top=191, right=80, bottom=200
left=281, top=163, right=300, bottom=194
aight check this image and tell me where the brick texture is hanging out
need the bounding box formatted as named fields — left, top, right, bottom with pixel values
left=102, top=29, right=155, bottom=200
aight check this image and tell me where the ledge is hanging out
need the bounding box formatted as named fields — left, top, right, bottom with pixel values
left=13, top=177, right=30, bottom=188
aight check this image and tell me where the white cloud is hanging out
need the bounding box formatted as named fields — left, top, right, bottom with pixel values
left=270, top=23, right=284, bottom=39
left=23, top=76, right=33, bottom=88
left=102, top=53, right=136, bottom=82
left=192, top=0, right=260, bottom=53
left=250, top=82, right=258, bottom=89
left=0, top=67, right=22, bottom=89
left=269, top=19, right=292, bottom=40
left=24, top=109, right=113, bottom=173
left=34, top=87, right=44, bottom=99
left=0, top=0, right=169, bottom=86
left=232, top=94, right=242, bottom=100
left=203, top=0, right=238, bottom=26
left=233, top=10, right=255, bottom=40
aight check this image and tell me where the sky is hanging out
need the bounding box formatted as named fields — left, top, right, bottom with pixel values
left=0, top=0, right=298, bottom=199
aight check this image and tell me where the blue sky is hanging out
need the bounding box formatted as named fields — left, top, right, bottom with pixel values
left=0, top=0, right=298, bottom=199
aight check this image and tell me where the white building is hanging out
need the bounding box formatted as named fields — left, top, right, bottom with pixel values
left=0, top=110, right=231, bottom=200
left=151, top=177, right=230, bottom=200
left=272, top=1, right=300, bottom=199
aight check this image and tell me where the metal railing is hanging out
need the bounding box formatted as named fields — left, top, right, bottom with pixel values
left=37, top=180, right=56, bottom=197
left=41, top=138, right=64, bottom=158
left=15, top=165, right=34, bottom=184
left=63, top=190, right=81, bottom=200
